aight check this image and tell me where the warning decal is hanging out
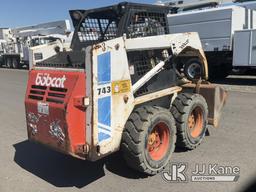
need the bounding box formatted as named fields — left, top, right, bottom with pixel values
left=111, top=80, right=131, bottom=95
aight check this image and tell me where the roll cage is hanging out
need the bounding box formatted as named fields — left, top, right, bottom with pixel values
left=70, top=2, right=170, bottom=51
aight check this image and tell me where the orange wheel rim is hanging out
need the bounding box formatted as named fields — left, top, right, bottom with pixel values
left=147, top=122, right=170, bottom=161
left=188, top=106, right=204, bottom=138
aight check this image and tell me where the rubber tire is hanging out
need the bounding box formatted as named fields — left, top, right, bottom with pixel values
left=171, top=93, right=208, bottom=150
left=184, top=58, right=204, bottom=80
left=121, top=106, right=176, bottom=175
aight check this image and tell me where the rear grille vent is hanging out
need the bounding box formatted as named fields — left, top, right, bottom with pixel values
left=48, top=92, right=65, bottom=98
left=49, top=87, right=67, bottom=93
left=30, top=90, right=45, bottom=95
left=31, top=85, right=47, bottom=90
left=28, top=85, right=67, bottom=104
left=46, top=98, right=64, bottom=104
left=28, top=95, right=44, bottom=101
left=47, top=88, right=66, bottom=104
left=28, top=86, right=46, bottom=101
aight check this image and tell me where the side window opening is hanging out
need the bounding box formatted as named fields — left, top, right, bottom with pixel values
left=77, top=18, right=118, bottom=43
left=127, top=12, right=168, bottom=38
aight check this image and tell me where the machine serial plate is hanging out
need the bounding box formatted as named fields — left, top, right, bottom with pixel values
left=37, top=102, right=49, bottom=115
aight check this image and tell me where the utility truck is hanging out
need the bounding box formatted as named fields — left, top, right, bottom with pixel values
left=0, top=20, right=71, bottom=69
left=157, top=0, right=256, bottom=79
left=25, top=2, right=227, bottom=175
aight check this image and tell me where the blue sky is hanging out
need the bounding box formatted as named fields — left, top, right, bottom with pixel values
left=0, top=0, right=155, bottom=28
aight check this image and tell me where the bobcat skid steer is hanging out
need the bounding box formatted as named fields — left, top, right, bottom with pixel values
left=25, top=2, right=227, bottom=175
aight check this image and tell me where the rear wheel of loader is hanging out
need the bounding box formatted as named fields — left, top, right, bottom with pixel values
left=171, top=93, right=208, bottom=150
left=121, top=106, right=176, bottom=175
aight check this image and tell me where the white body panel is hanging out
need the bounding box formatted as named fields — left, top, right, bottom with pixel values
left=89, top=33, right=206, bottom=159
left=125, top=33, right=206, bottom=54
left=91, top=37, right=135, bottom=158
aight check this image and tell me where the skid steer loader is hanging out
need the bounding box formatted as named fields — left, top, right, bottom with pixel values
left=25, top=2, right=227, bottom=175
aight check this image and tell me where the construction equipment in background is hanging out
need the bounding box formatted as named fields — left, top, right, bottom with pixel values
left=29, top=32, right=73, bottom=69
left=0, top=20, right=71, bottom=69
left=25, top=2, right=227, bottom=175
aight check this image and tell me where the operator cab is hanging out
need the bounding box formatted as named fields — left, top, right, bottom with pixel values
left=36, top=2, right=170, bottom=69
left=29, top=36, right=62, bottom=47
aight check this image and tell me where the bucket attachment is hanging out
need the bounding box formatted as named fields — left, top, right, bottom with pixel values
left=182, top=82, right=228, bottom=127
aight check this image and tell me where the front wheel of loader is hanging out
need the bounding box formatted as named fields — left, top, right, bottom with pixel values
left=184, top=58, right=204, bottom=80
left=121, top=106, right=176, bottom=175
left=171, top=93, right=208, bottom=150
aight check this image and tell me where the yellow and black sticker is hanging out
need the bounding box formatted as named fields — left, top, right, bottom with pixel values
left=112, top=80, right=131, bottom=95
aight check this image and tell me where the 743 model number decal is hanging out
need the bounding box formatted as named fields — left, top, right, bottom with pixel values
left=97, top=84, right=111, bottom=97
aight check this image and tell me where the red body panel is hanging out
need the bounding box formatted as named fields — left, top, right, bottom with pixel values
left=25, top=70, right=87, bottom=159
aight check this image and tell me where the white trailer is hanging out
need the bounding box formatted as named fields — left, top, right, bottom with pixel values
left=0, top=20, right=71, bottom=69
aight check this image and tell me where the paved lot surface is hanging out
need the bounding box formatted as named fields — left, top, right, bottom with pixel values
left=0, top=69, right=255, bottom=192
